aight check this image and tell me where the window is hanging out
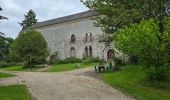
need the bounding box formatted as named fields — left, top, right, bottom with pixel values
left=70, top=47, right=76, bottom=57
left=85, top=47, right=88, bottom=57
left=89, top=46, right=92, bottom=56
left=71, top=34, right=76, bottom=43
left=85, top=33, right=88, bottom=42
left=89, top=33, right=93, bottom=41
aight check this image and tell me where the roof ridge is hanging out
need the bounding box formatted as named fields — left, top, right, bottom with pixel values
left=32, top=10, right=95, bottom=28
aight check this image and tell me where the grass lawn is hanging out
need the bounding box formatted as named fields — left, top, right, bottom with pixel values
left=0, top=73, right=15, bottom=78
left=0, top=85, right=31, bottom=100
left=0, top=63, right=97, bottom=72
left=101, top=65, right=170, bottom=100
left=45, top=63, right=97, bottom=72
left=0, top=65, right=46, bottom=72
left=0, top=66, right=24, bottom=71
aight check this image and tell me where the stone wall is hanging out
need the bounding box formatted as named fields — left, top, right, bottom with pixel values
left=34, top=17, right=105, bottom=60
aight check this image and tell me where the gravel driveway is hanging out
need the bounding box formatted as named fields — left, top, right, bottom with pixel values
left=1, top=67, right=134, bottom=100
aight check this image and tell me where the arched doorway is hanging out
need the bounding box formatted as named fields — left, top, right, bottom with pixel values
left=103, top=46, right=115, bottom=61
left=107, top=49, right=113, bottom=60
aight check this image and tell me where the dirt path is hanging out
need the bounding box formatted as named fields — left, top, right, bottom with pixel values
left=0, top=67, right=134, bottom=100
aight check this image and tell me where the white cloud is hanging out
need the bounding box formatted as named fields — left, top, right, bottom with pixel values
left=0, top=0, right=88, bottom=38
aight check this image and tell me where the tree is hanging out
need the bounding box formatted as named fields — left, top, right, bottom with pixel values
left=12, top=30, right=48, bottom=69
left=19, top=9, right=38, bottom=30
left=0, top=7, right=8, bottom=20
left=0, top=7, right=9, bottom=60
left=81, top=0, right=169, bottom=41
left=115, top=18, right=170, bottom=81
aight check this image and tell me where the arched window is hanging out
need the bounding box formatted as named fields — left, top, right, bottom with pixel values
left=89, top=46, right=92, bottom=56
left=85, top=33, right=88, bottom=42
left=89, top=33, right=93, bottom=41
left=85, top=47, right=88, bottom=57
left=71, top=34, right=76, bottom=43
left=70, top=47, right=76, bottom=57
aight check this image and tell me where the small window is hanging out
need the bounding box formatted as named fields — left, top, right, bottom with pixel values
left=89, top=33, right=93, bottom=41
left=85, top=47, right=88, bottom=57
left=85, top=33, right=88, bottom=42
left=89, top=46, right=92, bottom=56
left=71, top=34, right=76, bottom=43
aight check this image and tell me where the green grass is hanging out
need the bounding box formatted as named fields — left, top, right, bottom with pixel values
left=0, top=63, right=97, bottom=72
left=0, top=73, right=15, bottom=78
left=101, top=65, right=170, bottom=100
left=45, top=63, right=97, bottom=72
left=0, top=85, right=31, bottom=100
left=0, top=66, right=24, bottom=71
left=0, top=65, right=45, bottom=72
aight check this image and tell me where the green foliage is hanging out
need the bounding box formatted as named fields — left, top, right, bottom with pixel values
left=0, top=7, right=12, bottom=61
left=0, top=61, right=9, bottom=67
left=52, top=57, right=100, bottom=65
left=82, top=0, right=168, bottom=29
left=0, top=34, right=14, bottom=61
left=12, top=30, right=48, bottom=68
left=19, top=9, right=38, bottom=30
left=0, top=61, right=23, bottom=68
left=54, top=57, right=82, bottom=64
left=82, top=57, right=100, bottom=64
left=113, top=57, right=124, bottom=70
left=0, top=7, right=8, bottom=20
left=102, top=65, right=170, bottom=100
left=145, top=66, right=170, bottom=81
left=115, top=18, right=170, bottom=81
left=82, top=0, right=169, bottom=42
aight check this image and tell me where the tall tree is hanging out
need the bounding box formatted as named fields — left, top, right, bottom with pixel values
left=81, top=0, right=169, bottom=40
left=0, top=7, right=8, bottom=20
left=12, top=30, right=48, bottom=69
left=19, top=9, right=38, bottom=30
left=0, top=7, right=8, bottom=60
left=115, top=18, right=170, bottom=81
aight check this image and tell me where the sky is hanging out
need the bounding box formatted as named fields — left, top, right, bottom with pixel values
left=0, top=0, right=89, bottom=38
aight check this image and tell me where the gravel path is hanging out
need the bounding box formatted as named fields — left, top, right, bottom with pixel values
left=0, top=67, right=134, bottom=100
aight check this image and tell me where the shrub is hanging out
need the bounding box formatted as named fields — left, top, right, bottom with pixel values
left=0, top=61, right=23, bottom=68
left=115, top=18, right=170, bottom=81
left=83, top=57, right=100, bottom=64
left=0, top=61, right=9, bottom=68
left=145, top=66, right=170, bottom=81
left=113, top=57, right=124, bottom=70
left=55, top=57, right=82, bottom=64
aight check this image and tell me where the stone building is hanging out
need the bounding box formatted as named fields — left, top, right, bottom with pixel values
left=32, top=10, right=125, bottom=61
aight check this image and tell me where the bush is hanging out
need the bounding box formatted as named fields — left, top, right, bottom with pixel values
left=0, top=61, right=9, bottom=68
left=114, top=57, right=123, bottom=65
left=0, top=61, right=23, bottom=68
left=83, top=57, right=100, bottom=64
left=145, top=66, right=170, bottom=81
left=55, top=57, right=82, bottom=64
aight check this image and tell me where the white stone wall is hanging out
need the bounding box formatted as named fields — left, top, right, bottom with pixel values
left=34, top=17, right=106, bottom=60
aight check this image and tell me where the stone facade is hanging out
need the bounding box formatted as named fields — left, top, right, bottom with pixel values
left=33, top=10, right=125, bottom=61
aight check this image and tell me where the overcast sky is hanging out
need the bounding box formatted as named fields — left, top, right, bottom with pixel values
left=0, top=0, right=88, bottom=38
